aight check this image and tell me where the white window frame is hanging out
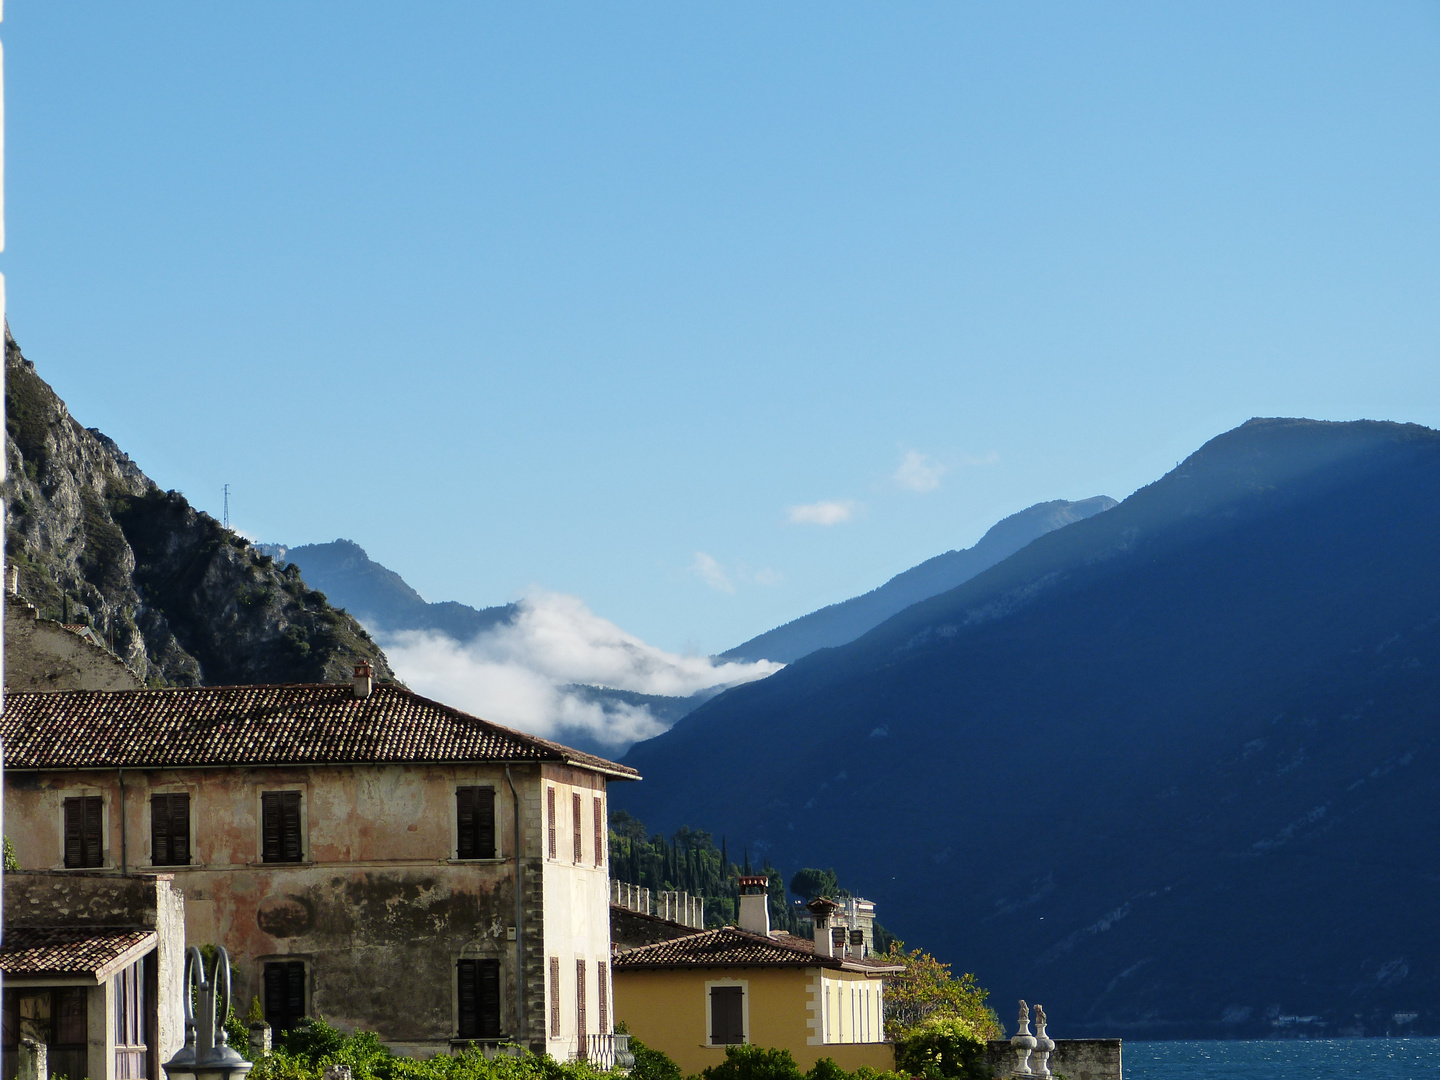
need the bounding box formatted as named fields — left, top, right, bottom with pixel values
left=704, top=978, right=749, bottom=1046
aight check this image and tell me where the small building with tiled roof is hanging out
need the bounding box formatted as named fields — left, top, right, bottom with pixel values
left=1, top=872, right=186, bottom=1080
left=2, top=669, right=638, bottom=1064
left=611, top=880, right=899, bottom=1076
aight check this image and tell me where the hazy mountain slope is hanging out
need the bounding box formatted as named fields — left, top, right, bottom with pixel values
left=617, top=418, right=1440, bottom=1038
left=722, top=497, right=1115, bottom=663
left=3, top=329, right=394, bottom=686
left=259, top=539, right=517, bottom=640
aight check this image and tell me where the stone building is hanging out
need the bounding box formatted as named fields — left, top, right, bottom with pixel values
left=0, top=872, right=186, bottom=1080
left=0, top=667, right=638, bottom=1061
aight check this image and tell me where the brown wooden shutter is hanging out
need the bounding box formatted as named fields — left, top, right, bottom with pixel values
left=597, top=962, right=608, bottom=1034
left=152, top=794, right=190, bottom=867
left=262, top=792, right=303, bottom=863
left=457, top=959, right=478, bottom=1037
left=457, top=788, right=478, bottom=860
left=64, top=797, right=85, bottom=868
left=593, top=798, right=603, bottom=867
left=572, top=792, right=583, bottom=864
left=475, top=787, right=496, bottom=858
left=549, top=956, right=561, bottom=1036
left=261, top=792, right=281, bottom=861
left=280, top=792, right=303, bottom=862
left=64, top=796, right=104, bottom=869
left=710, top=986, right=743, bottom=1045
left=546, top=788, right=557, bottom=859
left=83, top=797, right=103, bottom=868
left=478, top=959, right=501, bottom=1037
left=171, top=794, right=190, bottom=865
left=263, top=961, right=306, bottom=1033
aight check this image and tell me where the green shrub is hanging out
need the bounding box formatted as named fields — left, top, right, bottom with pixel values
left=894, top=1017, right=990, bottom=1080
left=698, top=1045, right=803, bottom=1080
left=803, top=1059, right=847, bottom=1080
left=622, top=1033, right=681, bottom=1080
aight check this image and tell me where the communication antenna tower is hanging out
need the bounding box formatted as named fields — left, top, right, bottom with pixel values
left=223, top=484, right=230, bottom=530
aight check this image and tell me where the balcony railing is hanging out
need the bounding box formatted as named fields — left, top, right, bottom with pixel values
left=569, top=1033, right=632, bottom=1071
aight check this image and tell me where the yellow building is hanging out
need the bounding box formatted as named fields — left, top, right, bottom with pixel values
left=613, top=884, right=900, bottom=1076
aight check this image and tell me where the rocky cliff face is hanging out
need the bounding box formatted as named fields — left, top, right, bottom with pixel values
left=3, top=328, right=395, bottom=686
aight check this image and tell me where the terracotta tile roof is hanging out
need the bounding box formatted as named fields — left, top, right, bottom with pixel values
left=0, top=684, right=639, bottom=778
left=611, top=927, right=902, bottom=972
left=0, top=927, right=156, bottom=979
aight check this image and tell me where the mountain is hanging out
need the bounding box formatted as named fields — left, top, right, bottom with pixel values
left=2, top=328, right=395, bottom=686
left=257, top=539, right=517, bottom=640
left=617, top=418, right=1440, bottom=1038
left=723, top=497, right=1116, bottom=663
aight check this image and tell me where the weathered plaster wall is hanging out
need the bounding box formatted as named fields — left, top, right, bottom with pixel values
left=538, top=765, right=614, bottom=1061
left=3, top=762, right=605, bottom=1054
left=985, top=1038, right=1123, bottom=1080
left=4, top=603, right=141, bottom=691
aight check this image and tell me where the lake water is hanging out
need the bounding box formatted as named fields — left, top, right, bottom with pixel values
left=1124, top=1039, right=1440, bottom=1078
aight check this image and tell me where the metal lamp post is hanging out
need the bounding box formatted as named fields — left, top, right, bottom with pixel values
left=164, top=947, right=254, bottom=1080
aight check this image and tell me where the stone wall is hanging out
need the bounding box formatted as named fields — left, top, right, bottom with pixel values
left=986, top=1039, right=1123, bottom=1080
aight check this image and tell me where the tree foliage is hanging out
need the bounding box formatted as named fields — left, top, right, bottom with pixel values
left=893, top=1018, right=991, bottom=1080
left=878, top=944, right=1003, bottom=1042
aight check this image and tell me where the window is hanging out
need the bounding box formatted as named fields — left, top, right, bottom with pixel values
left=151, top=793, right=191, bottom=866
left=5, top=988, right=88, bottom=1080
left=572, top=793, right=583, bottom=864
left=546, top=788, right=557, bottom=860
left=261, top=792, right=303, bottom=863
left=457, top=959, right=502, bottom=1039
left=597, top=963, right=608, bottom=1034
left=63, top=796, right=104, bottom=868
left=710, top=986, right=744, bottom=1045
left=456, top=787, right=496, bottom=860
left=592, top=798, right=603, bottom=867
left=114, top=958, right=147, bottom=1079
left=576, top=959, right=587, bottom=1038
left=549, top=957, right=561, bottom=1036
left=263, top=961, right=307, bottom=1034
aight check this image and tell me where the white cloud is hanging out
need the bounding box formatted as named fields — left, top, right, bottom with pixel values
left=787, top=499, right=856, bottom=526
left=376, top=592, right=782, bottom=753
left=894, top=450, right=947, bottom=493
left=691, top=552, right=734, bottom=593
left=747, top=568, right=783, bottom=587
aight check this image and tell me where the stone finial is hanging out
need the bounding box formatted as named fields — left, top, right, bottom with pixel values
left=1032, top=1004, right=1054, bottom=1080
left=1010, top=1000, right=1036, bottom=1077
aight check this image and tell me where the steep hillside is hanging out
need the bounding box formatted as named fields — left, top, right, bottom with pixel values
left=258, top=539, right=516, bottom=640
left=3, top=329, right=395, bottom=686
left=723, top=497, right=1115, bottom=662
left=618, top=418, right=1440, bottom=1038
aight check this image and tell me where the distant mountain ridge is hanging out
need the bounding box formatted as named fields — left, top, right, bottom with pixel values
left=723, top=496, right=1116, bottom=662
left=257, top=539, right=517, bottom=640
left=617, top=417, right=1440, bottom=1038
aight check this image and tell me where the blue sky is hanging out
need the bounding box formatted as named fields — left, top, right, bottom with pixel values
left=6, top=3, right=1439, bottom=654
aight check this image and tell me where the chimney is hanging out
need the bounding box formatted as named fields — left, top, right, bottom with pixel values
left=737, top=875, right=770, bottom=935
left=807, top=897, right=840, bottom=957
left=849, top=929, right=866, bottom=960
left=352, top=661, right=373, bottom=699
